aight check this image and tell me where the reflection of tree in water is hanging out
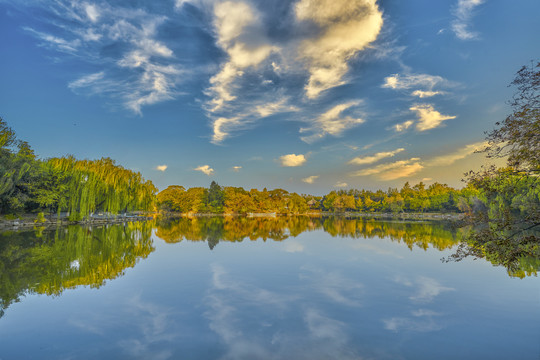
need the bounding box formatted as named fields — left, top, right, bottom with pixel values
left=156, top=216, right=462, bottom=250
left=155, top=216, right=318, bottom=246
left=0, top=222, right=154, bottom=318
left=156, top=216, right=539, bottom=277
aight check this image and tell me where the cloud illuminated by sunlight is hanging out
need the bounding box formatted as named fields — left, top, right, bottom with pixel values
left=411, top=90, right=441, bottom=98
left=382, top=73, right=446, bottom=91
left=300, top=101, right=365, bottom=143
left=302, top=175, right=319, bottom=184
left=351, top=158, right=424, bottom=180
left=280, top=154, right=307, bottom=167
left=207, top=1, right=275, bottom=112
left=296, top=0, right=383, bottom=98
left=393, top=120, right=414, bottom=132
left=232, top=166, right=242, bottom=172
left=156, top=165, right=168, bottom=171
left=410, top=104, right=456, bottom=131
left=334, top=181, right=348, bottom=188
left=194, top=165, right=214, bottom=176
left=349, top=148, right=405, bottom=165
left=425, top=141, right=487, bottom=166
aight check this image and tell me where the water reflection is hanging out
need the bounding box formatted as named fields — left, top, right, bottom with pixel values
left=155, top=216, right=463, bottom=251
left=0, top=222, right=154, bottom=318
left=0, top=216, right=536, bottom=321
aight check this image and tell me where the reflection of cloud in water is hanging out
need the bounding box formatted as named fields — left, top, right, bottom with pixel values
left=283, top=241, right=304, bottom=253
left=69, top=294, right=180, bottom=359
left=351, top=241, right=404, bottom=259
left=393, top=275, right=455, bottom=303
left=383, top=309, right=443, bottom=332
left=300, top=266, right=364, bottom=306
left=383, top=275, right=454, bottom=333
left=410, top=276, right=455, bottom=303
left=205, top=264, right=364, bottom=359
left=118, top=295, right=179, bottom=359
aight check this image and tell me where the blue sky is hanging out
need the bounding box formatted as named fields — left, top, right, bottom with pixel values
left=0, top=0, right=538, bottom=193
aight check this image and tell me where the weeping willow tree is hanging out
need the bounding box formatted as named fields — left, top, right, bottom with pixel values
left=48, top=156, right=157, bottom=221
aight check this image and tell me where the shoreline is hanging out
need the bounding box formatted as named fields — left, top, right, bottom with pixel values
left=0, top=211, right=464, bottom=232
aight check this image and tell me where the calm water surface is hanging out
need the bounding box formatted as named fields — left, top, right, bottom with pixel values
left=0, top=217, right=538, bottom=359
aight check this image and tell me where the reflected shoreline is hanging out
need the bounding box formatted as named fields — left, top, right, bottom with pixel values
left=1, top=216, right=537, bottom=319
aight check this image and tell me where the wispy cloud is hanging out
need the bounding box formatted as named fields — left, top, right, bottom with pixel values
left=425, top=141, right=487, bottom=166
left=206, top=1, right=275, bottom=113
left=392, top=120, right=414, bottom=132
left=302, top=175, right=319, bottom=184
left=280, top=154, right=307, bottom=167
left=211, top=116, right=242, bottom=144
left=350, top=141, right=486, bottom=181
left=23, top=26, right=81, bottom=53
left=68, top=71, right=105, bottom=89
left=410, top=104, right=456, bottom=131
left=349, top=148, right=405, bottom=165
left=22, top=2, right=185, bottom=114
left=194, top=165, right=214, bottom=176
left=156, top=165, right=168, bottom=171
left=295, top=0, right=384, bottom=98
left=232, top=166, right=242, bottom=172
left=334, top=181, right=348, bottom=188
left=451, top=0, right=486, bottom=40
left=300, top=101, right=365, bottom=143
left=351, top=158, right=424, bottom=180
left=383, top=309, right=444, bottom=332
left=411, top=90, right=441, bottom=98
left=382, top=73, right=446, bottom=91
left=210, top=96, right=298, bottom=144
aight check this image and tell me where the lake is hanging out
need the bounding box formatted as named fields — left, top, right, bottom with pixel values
left=0, top=217, right=538, bottom=359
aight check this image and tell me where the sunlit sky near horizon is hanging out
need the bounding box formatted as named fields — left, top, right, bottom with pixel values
left=0, top=0, right=538, bottom=194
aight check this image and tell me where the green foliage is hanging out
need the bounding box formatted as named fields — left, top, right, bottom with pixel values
left=0, top=117, right=157, bottom=218
left=0, top=222, right=155, bottom=316
left=34, top=212, right=46, bottom=223
left=448, top=62, right=540, bottom=276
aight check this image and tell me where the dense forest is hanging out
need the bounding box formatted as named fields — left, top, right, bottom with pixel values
left=156, top=180, right=479, bottom=215
left=0, top=117, right=157, bottom=220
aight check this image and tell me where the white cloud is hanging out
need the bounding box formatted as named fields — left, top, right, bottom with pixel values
left=300, top=101, right=364, bottom=143
left=295, top=0, right=383, bottom=98
left=156, top=165, right=168, bottom=172
left=207, top=1, right=275, bottom=112
left=280, top=154, right=307, bottom=167
left=451, top=0, right=486, bottom=40
left=410, top=104, right=456, bottom=131
left=23, top=27, right=81, bottom=53
left=23, top=3, right=185, bottom=115
left=232, top=166, right=242, bottom=172
left=334, top=181, right=348, bottom=188
left=302, top=175, right=319, bottom=184
left=174, top=0, right=191, bottom=9
left=411, top=90, right=441, bottom=98
left=393, top=120, right=414, bottom=132
left=351, top=158, right=424, bottom=180
left=211, top=117, right=242, bottom=144
left=349, top=148, right=405, bottom=165
left=425, top=141, right=487, bottom=166
left=68, top=71, right=105, bottom=89
left=254, top=98, right=299, bottom=118
left=382, top=73, right=446, bottom=91
left=84, top=4, right=100, bottom=23
left=194, top=165, right=214, bottom=176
